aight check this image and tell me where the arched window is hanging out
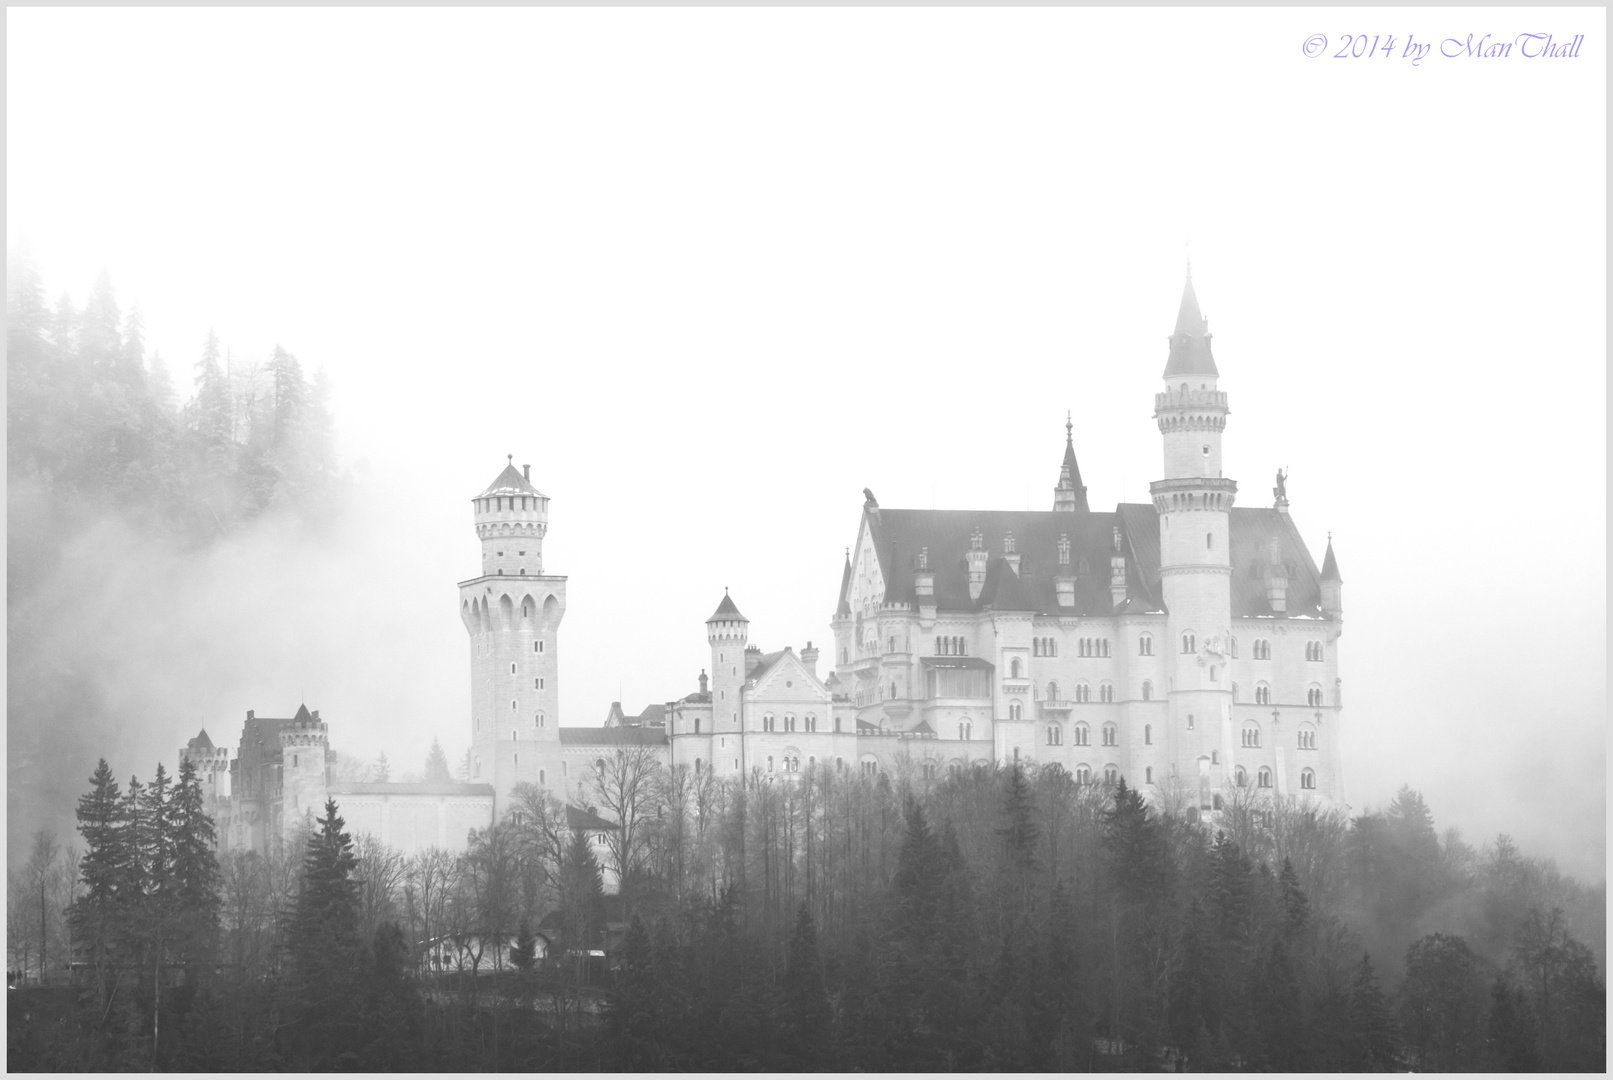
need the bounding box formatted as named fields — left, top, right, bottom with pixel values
left=596, top=758, right=606, bottom=774
left=786, top=714, right=797, bottom=732
left=539, top=769, right=545, bottom=784
left=1141, top=680, right=1153, bottom=701
left=511, top=699, right=518, bottom=712
left=806, top=714, right=817, bottom=733
left=1209, top=665, right=1218, bottom=682
left=1102, top=723, right=1118, bottom=747
left=1207, top=532, right=1213, bottom=549
left=1049, top=638, right=1058, bottom=656
left=842, top=647, right=849, bottom=664
left=1145, top=766, right=1153, bottom=784
left=768, top=756, right=774, bottom=772
left=1307, top=685, right=1323, bottom=707
left=1298, top=726, right=1317, bottom=750
left=1074, top=723, right=1090, bottom=746
left=923, top=760, right=936, bottom=780
left=694, top=717, right=701, bottom=734
left=1076, top=682, right=1091, bottom=703
left=763, top=714, right=775, bottom=732
left=1139, top=633, right=1153, bottom=656
left=1104, top=765, right=1119, bottom=785
left=1258, top=767, right=1272, bottom=788
left=1010, top=657, right=1022, bottom=678
left=959, top=720, right=972, bottom=741
left=1009, top=700, right=1022, bottom=721
left=1255, top=639, right=1270, bottom=660
left=536, top=712, right=545, bottom=727
left=1144, top=724, right=1152, bottom=745
left=1187, top=713, right=1195, bottom=731
left=1241, top=723, right=1262, bottom=748
left=1047, top=681, right=1060, bottom=700
left=1182, top=632, right=1196, bottom=654
left=1235, top=765, right=1247, bottom=787
left=694, top=758, right=702, bottom=773
left=1301, top=768, right=1316, bottom=790
left=1046, top=725, right=1062, bottom=746
left=1100, top=682, right=1114, bottom=703
left=1255, top=682, right=1271, bottom=705
left=1075, top=764, right=1092, bottom=784
left=512, top=729, right=518, bottom=741
left=1308, top=642, right=1324, bottom=662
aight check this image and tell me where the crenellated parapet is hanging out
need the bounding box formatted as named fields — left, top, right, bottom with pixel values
left=1149, top=476, right=1238, bottom=513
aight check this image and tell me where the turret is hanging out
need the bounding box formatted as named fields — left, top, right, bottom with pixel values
left=278, top=704, right=329, bottom=843
left=472, top=455, right=550, bottom=578
left=1320, top=534, right=1343, bottom=618
left=800, top=642, right=819, bottom=677
left=1052, top=413, right=1090, bottom=513
left=707, top=590, right=749, bottom=732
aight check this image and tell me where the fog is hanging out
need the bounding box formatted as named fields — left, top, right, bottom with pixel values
left=7, top=9, right=1605, bottom=878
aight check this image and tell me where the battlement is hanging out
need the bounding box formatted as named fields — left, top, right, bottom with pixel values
left=279, top=720, right=329, bottom=746
left=1155, top=388, right=1228, bottom=411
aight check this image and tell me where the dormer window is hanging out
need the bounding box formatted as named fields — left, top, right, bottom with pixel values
left=970, top=528, right=984, bottom=551
left=1003, top=532, right=1015, bottom=554
left=1058, top=535, right=1071, bottom=565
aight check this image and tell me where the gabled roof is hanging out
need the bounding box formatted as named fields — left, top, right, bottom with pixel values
left=477, top=459, right=544, bottom=499
left=558, top=727, right=669, bottom=748
left=745, top=649, right=789, bottom=686
left=188, top=729, right=214, bottom=751
left=1163, top=273, right=1219, bottom=379
left=708, top=591, right=746, bottom=622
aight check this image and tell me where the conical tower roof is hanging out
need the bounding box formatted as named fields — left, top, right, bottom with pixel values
left=1054, top=413, right=1090, bottom=512
left=836, top=549, right=853, bottom=617
left=1320, top=534, right=1341, bottom=582
left=707, top=590, right=747, bottom=623
left=477, top=455, right=544, bottom=499
left=1163, top=271, right=1219, bottom=378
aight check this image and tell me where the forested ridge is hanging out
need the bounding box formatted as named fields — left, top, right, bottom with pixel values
left=6, top=253, right=341, bottom=860
left=8, top=748, right=1605, bottom=1071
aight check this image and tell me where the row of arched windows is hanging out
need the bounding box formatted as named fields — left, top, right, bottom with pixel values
left=1232, top=765, right=1318, bottom=790
left=1305, top=641, right=1325, bottom=661
left=936, top=636, right=969, bottom=656
left=1078, top=638, right=1111, bottom=657
left=1032, top=637, right=1058, bottom=656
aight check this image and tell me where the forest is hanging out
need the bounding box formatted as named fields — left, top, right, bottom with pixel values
left=7, top=743, right=1606, bottom=1072
left=6, top=253, right=340, bottom=860
left=5, top=259, right=1605, bottom=1070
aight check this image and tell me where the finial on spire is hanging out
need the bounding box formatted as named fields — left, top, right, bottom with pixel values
left=1065, top=410, right=1073, bottom=442
left=507, top=453, right=513, bottom=463
left=1185, top=239, right=1192, bottom=281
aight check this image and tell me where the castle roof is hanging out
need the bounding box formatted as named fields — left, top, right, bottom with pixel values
left=844, top=502, right=1327, bottom=619
left=744, top=649, right=789, bottom=686
left=558, top=726, right=669, bottom=748
left=188, top=729, right=214, bottom=751
left=1163, top=273, right=1219, bottom=379
left=707, top=591, right=746, bottom=622
left=292, top=703, right=313, bottom=723
left=477, top=459, right=544, bottom=499
left=836, top=552, right=853, bottom=617
left=1055, top=417, right=1090, bottom=511
left=566, top=804, right=619, bottom=832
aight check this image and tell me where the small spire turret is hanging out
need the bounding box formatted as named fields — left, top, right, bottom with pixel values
left=1052, top=412, right=1090, bottom=513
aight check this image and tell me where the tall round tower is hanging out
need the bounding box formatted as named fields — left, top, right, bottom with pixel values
left=459, top=456, right=567, bottom=811
left=707, top=591, right=749, bottom=753
left=1150, top=270, right=1238, bottom=812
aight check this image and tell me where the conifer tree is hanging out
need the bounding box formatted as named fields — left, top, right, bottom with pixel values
left=287, top=798, right=362, bottom=1068
left=1348, top=951, right=1396, bottom=1070
left=1486, top=975, right=1540, bottom=1071
left=170, top=757, right=220, bottom=964
left=193, top=330, right=231, bottom=443
left=608, top=915, right=659, bottom=1068
left=424, top=739, right=452, bottom=784
left=72, top=761, right=126, bottom=999
left=782, top=903, right=831, bottom=1064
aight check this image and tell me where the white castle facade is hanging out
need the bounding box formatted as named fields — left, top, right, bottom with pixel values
left=188, top=272, right=1346, bottom=857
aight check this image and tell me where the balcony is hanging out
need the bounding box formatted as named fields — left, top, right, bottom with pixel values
left=1040, top=699, right=1075, bottom=715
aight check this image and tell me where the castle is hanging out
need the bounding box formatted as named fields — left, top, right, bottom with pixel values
left=185, top=270, right=1345, bottom=856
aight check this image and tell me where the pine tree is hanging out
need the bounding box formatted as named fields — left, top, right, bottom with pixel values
left=1348, top=951, right=1396, bottom=1070
left=170, top=757, right=220, bottom=965
left=994, top=765, right=1040, bottom=922
left=1278, top=856, right=1309, bottom=938
left=266, top=344, right=305, bottom=450
left=373, top=752, right=390, bottom=783
left=1486, top=975, right=1540, bottom=1071
left=193, top=330, right=231, bottom=443
left=147, top=353, right=177, bottom=414
left=287, top=798, right=362, bottom=1068
left=72, top=761, right=126, bottom=1000
left=424, top=739, right=452, bottom=784
left=80, top=270, right=122, bottom=370
left=607, top=915, right=659, bottom=1068
left=781, top=903, right=831, bottom=1064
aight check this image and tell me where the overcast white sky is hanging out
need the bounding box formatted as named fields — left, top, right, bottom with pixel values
left=8, top=8, right=1606, bottom=877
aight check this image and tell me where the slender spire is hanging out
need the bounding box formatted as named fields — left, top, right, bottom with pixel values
left=1052, top=413, right=1089, bottom=513
left=1163, top=270, right=1219, bottom=378
left=1320, top=532, right=1341, bottom=582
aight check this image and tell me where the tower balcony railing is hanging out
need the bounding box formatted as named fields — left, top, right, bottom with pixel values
left=1155, top=389, right=1228, bottom=412
left=1039, top=699, right=1075, bottom=715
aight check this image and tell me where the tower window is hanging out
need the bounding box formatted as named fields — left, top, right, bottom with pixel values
left=1182, top=633, right=1196, bottom=654
left=512, top=730, right=517, bottom=742
left=1301, top=768, right=1316, bottom=790
left=1187, top=713, right=1194, bottom=730
left=1206, top=533, right=1213, bottom=549
left=1144, top=724, right=1152, bottom=745
left=536, top=712, right=544, bottom=727
left=1146, top=766, right=1153, bottom=784
left=539, top=769, right=545, bottom=784
left=1255, top=682, right=1271, bottom=705
left=293, top=755, right=298, bottom=768
left=1142, top=680, right=1153, bottom=701
left=1010, top=701, right=1022, bottom=721
left=1139, top=633, right=1153, bottom=655
left=511, top=700, right=518, bottom=711
left=1202, top=444, right=1210, bottom=456
left=1258, top=767, right=1273, bottom=789
left=511, top=663, right=517, bottom=674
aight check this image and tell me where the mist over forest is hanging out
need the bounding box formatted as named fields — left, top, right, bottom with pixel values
left=6, top=251, right=354, bottom=861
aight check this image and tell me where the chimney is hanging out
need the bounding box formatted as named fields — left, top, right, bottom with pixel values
left=744, top=644, right=763, bottom=677
left=523, top=463, right=531, bottom=482
left=698, top=669, right=709, bottom=696
left=1265, top=536, right=1288, bottom=614
left=801, top=641, right=819, bottom=677
left=246, top=709, right=255, bottom=721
